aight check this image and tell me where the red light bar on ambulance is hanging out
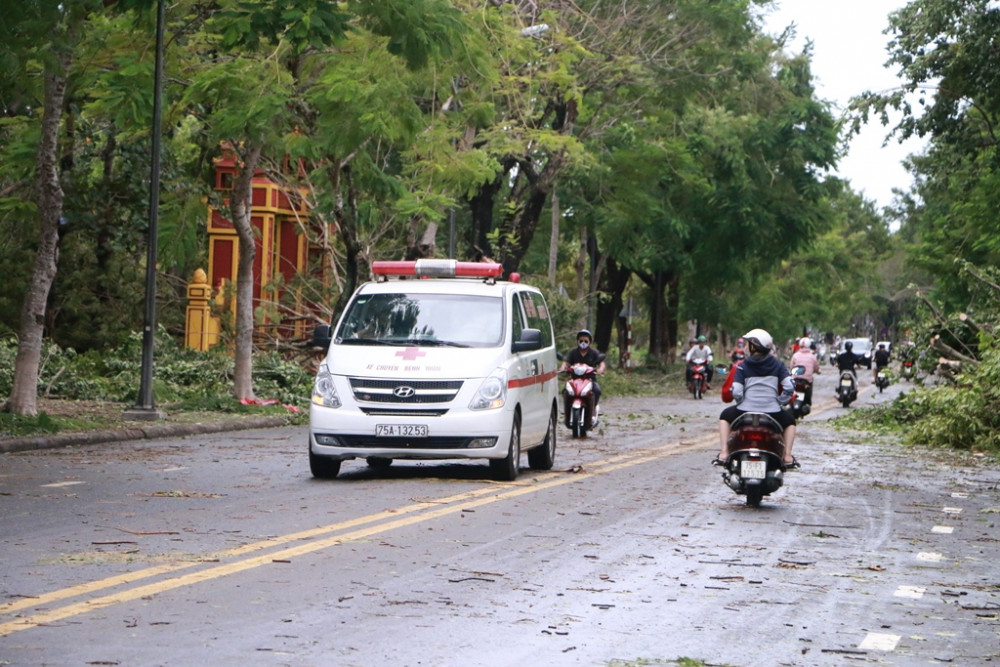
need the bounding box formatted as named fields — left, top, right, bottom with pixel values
left=372, top=259, right=503, bottom=279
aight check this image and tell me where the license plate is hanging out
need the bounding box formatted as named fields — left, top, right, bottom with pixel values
left=741, top=459, right=767, bottom=479
left=841, top=379, right=853, bottom=386
left=375, top=424, right=428, bottom=437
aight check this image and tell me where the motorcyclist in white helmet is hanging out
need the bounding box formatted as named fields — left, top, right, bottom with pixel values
left=715, top=328, right=798, bottom=467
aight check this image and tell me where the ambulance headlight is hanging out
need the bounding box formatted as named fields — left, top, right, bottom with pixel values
left=470, top=368, right=507, bottom=410
left=311, top=365, right=341, bottom=408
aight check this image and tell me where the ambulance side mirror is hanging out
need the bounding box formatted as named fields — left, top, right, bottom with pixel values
left=312, top=324, right=332, bottom=351
left=512, top=328, right=542, bottom=353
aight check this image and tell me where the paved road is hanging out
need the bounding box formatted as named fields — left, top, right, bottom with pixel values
left=1, top=369, right=998, bottom=666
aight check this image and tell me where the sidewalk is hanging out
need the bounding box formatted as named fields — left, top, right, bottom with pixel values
left=0, top=415, right=290, bottom=454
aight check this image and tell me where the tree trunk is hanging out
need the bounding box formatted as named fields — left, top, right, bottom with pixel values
left=666, top=272, right=680, bottom=363
left=574, top=225, right=587, bottom=304
left=468, top=173, right=503, bottom=259
left=231, top=140, right=263, bottom=401
left=328, top=159, right=363, bottom=317
left=596, top=258, right=630, bottom=365
left=547, top=185, right=559, bottom=285
left=5, top=54, right=70, bottom=416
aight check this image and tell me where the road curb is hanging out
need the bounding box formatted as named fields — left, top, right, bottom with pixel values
left=0, top=415, right=291, bottom=454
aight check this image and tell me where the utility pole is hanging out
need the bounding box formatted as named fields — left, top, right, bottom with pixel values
left=126, top=0, right=167, bottom=421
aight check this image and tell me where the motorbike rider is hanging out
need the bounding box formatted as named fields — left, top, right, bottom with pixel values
left=873, top=342, right=890, bottom=381
left=836, top=340, right=858, bottom=379
left=790, top=337, right=821, bottom=406
left=715, top=328, right=797, bottom=467
left=686, top=335, right=714, bottom=387
left=561, top=329, right=606, bottom=423
left=730, top=337, right=747, bottom=365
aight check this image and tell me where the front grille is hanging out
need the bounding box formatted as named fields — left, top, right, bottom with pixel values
left=349, top=378, right=463, bottom=404
left=360, top=408, right=449, bottom=417
left=334, top=435, right=474, bottom=449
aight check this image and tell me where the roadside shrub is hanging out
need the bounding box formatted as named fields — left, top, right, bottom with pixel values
left=0, top=327, right=314, bottom=407
left=857, top=334, right=1000, bottom=454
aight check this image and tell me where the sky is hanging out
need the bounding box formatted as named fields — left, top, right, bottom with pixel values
left=761, top=1, right=927, bottom=210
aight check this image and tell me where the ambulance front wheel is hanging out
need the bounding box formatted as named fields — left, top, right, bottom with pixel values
left=528, top=405, right=556, bottom=470
left=310, top=449, right=342, bottom=479
left=490, top=415, right=521, bottom=482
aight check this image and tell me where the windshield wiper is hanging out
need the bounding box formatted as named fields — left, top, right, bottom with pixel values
left=336, top=338, right=397, bottom=346
left=401, top=339, right=469, bottom=348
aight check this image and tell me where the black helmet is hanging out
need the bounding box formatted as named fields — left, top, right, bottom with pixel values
left=844, top=341, right=853, bottom=350
left=577, top=329, right=592, bottom=341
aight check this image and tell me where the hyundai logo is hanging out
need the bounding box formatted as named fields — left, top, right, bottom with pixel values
left=393, top=386, right=416, bottom=398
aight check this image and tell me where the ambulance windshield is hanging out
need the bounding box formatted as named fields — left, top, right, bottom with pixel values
left=335, top=293, right=504, bottom=348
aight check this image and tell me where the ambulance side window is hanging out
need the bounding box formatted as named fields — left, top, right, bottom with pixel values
left=511, top=294, right=527, bottom=342
left=517, top=291, right=553, bottom=348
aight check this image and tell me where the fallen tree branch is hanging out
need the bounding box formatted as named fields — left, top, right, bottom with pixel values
left=931, top=335, right=978, bottom=365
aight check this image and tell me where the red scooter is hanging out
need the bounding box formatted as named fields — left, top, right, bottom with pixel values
left=562, top=354, right=604, bottom=438
left=719, top=412, right=788, bottom=507
left=687, top=360, right=709, bottom=400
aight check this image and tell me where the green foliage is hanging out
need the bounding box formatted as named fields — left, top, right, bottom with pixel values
left=0, top=329, right=314, bottom=407
left=850, top=335, right=1000, bottom=454
left=851, top=1, right=1000, bottom=312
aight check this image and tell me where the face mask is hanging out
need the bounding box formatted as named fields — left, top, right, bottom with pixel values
left=578, top=341, right=590, bottom=350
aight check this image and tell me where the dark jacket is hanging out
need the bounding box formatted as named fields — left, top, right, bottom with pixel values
left=837, top=350, right=857, bottom=372
left=564, top=346, right=602, bottom=368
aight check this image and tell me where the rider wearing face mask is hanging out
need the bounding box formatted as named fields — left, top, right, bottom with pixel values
left=561, top=329, right=607, bottom=414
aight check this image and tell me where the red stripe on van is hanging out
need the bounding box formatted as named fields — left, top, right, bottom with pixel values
left=508, top=369, right=558, bottom=389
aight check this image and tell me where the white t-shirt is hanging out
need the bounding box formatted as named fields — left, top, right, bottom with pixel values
left=686, top=344, right=713, bottom=364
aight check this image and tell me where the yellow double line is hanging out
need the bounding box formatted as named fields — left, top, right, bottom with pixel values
left=0, top=434, right=713, bottom=637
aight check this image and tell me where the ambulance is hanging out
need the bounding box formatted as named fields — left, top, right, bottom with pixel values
left=308, top=259, right=559, bottom=481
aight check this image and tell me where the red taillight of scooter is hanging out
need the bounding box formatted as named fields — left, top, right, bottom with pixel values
left=734, top=426, right=783, bottom=456
left=740, top=428, right=769, bottom=442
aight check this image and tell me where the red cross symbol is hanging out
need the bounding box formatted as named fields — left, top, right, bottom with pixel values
left=395, top=347, right=426, bottom=361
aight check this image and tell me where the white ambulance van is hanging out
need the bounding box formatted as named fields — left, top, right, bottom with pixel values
left=308, top=259, right=559, bottom=481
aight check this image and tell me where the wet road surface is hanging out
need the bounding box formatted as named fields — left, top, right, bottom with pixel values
left=1, top=370, right=998, bottom=666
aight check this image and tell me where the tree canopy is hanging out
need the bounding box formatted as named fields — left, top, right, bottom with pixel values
left=1, top=0, right=923, bottom=411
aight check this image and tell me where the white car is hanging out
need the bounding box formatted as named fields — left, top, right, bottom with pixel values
left=308, top=259, right=559, bottom=481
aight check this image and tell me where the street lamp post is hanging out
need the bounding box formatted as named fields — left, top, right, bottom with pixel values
left=125, top=0, right=167, bottom=421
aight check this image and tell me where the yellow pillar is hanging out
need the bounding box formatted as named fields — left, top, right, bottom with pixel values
left=185, top=268, right=220, bottom=351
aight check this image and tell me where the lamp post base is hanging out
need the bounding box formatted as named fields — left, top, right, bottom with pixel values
left=123, top=407, right=167, bottom=422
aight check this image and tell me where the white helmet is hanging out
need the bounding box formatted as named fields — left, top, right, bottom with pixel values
left=799, top=337, right=812, bottom=348
left=743, top=328, right=773, bottom=353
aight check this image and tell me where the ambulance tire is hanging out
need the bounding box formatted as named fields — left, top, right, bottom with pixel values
left=528, top=405, right=557, bottom=471
left=310, top=450, right=342, bottom=479
left=490, top=415, right=521, bottom=481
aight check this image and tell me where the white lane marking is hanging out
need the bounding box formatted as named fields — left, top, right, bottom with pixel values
left=931, top=525, right=954, bottom=534
left=950, top=492, right=969, bottom=499
left=894, top=585, right=926, bottom=599
left=41, top=481, right=85, bottom=488
left=942, top=506, right=963, bottom=514
left=158, top=466, right=188, bottom=472
left=858, top=633, right=901, bottom=651
left=916, top=552, right=944, bottom=562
